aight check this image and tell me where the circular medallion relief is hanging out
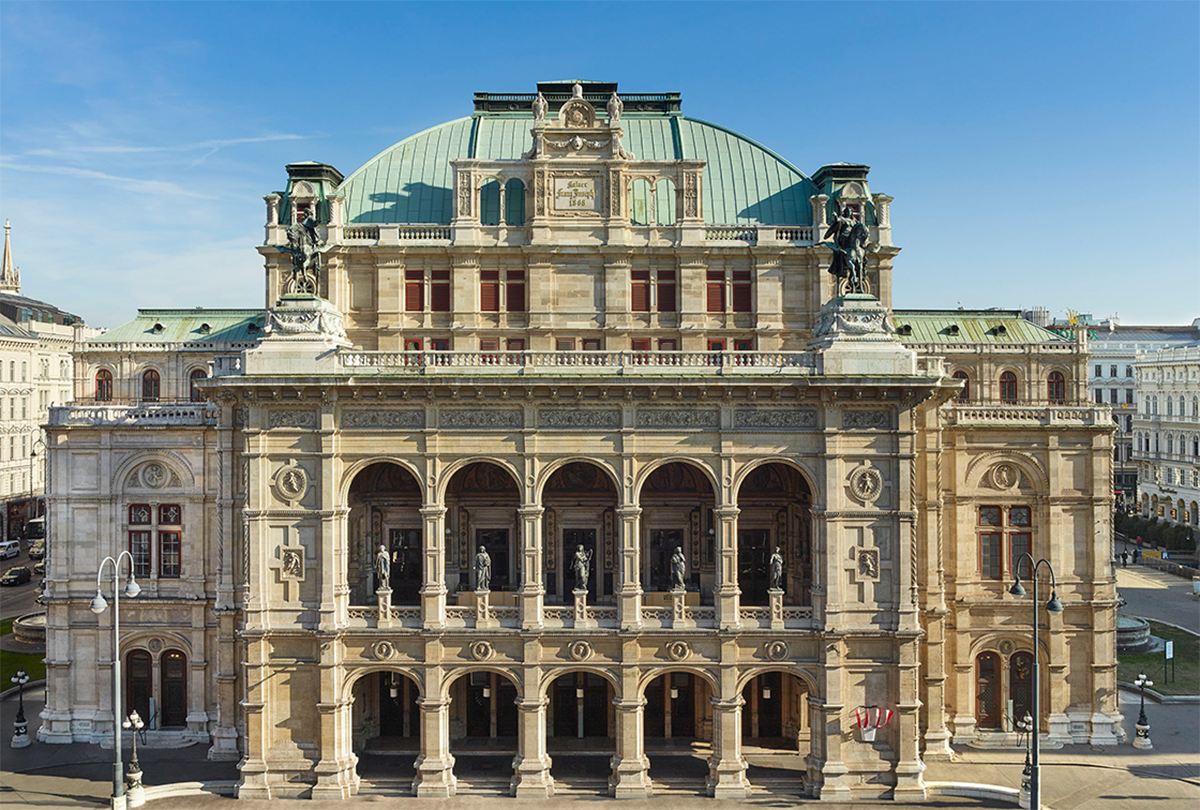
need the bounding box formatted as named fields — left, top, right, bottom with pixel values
left=372, top=640, right=396, bottom=660
left=148, top=638, right=163, bottom=654
left=992, top=463, right=1017, bottom=490
left=470, top=640, right=494, bottom=661
left=665, top=640, right=691, bottom=662
left=849, top=467, right=883, bottom=503
left=568, top=640, right=593, bottom=662
left=765, top=640, right=789, bottom=662
left=142, top=463, right=167, bottom=489
left=275, top=465, right=308, bottom=501
left=999, top=640, right=1014, bottom=656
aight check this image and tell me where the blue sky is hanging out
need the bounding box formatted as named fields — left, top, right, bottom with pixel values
left=1, top=1, right=1196, bottom=330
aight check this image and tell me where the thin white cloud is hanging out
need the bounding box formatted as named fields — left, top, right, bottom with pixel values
left=25, top=133, right=308, bottom=158
left=0, top=162, right=216, bottom=199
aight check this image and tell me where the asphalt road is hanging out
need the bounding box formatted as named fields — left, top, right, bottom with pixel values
left=0, top=540, right=44, bottom=620
left=1113, top=544, right=1200, bottom=634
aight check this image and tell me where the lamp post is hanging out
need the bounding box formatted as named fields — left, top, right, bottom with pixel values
left=91, top=551, right=141, bottom=810
left=1015, top=711, right=1033, bottom=808
left=122, top=710, right=145, bottom=808
left=10, top=669, right=30, bottom=748
left=1133, top=671, right=1153, bottom=749
left=1009, top=553, right=1064, bottom=810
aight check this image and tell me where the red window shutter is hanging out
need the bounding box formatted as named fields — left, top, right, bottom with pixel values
left=405, top=282, right=423, bottom=312
left=481, top=283, right=500, bottom=312
left=732, top=283, right=751, bottom=312
left=431, top=283, right=450, bottom=312
left=507, top=283, right=526, bottom=312
left=556, top=338, right=575, bottom=351
left=631, top=282, right=650, bottom=312
left=658, top=283, right=676, bottom=312
left=581, top=339, right=601, bottom=351
left=479, top=339, right=499, bottom=351
left=632, top=339, right=651, bottom=351
left=706, top=283, right=724, bottom=312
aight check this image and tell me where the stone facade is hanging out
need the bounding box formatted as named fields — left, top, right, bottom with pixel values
left=1133, top=343, right=1200, bottom=528
left=39, top=82, right=1120, bottom=802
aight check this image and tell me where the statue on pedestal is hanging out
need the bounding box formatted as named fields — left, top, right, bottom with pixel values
left=282, top=212, right=322, bottom=296
left=769, top=546, right=784, bottom=591
left=670, top=546, right=687, bottom=590
left=374, top=543, right=390, bottom=591
left=532, top=92, right=548, bottom=125
left=606, top=92, right=623, bottom=125
left=823, top=202, right=871, bottom=295
left=572, top=545, right=593, bottom=591
left=475, top=545, right=492, bottom=592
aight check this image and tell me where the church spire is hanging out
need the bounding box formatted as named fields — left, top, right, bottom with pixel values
left=0, top=219, right=20, bottom=294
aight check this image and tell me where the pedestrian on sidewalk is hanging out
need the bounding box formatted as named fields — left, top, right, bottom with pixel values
left=1133, top=548, right=1141, bottom=564
left=1121, top=550, right=1128, bottom=567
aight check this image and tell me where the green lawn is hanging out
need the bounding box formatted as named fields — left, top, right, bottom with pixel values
left=1118, top=620, right=1200, bottom=696
left=0, top=616, right=47, bottom=687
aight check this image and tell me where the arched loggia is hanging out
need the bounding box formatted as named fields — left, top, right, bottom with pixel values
left=734, top=463, right=813, bottom=606
left=348, top=462, right=423, bottom=605
left=542, top=461, right=619, bottom=605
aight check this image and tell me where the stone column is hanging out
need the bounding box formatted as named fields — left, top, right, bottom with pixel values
left=519, top=505, right=545, bottom=630
left=413, top=694, right=456, bottom=797
left=420, top=506, right=447, bottom=630
left=892, top=633, right=927, bottom=801
left=816, top=641, right=851, bottom=800
left=610, top=670, right=651, bottom=798
left=511, top=694, right=554, bottom=797
left=707, top=695, right=749, bottom=798
left=714, top=506, right=741, bottom=630
left=312, top=694, right=357, bottom=799
left=616, top=506, right=643, bottom=630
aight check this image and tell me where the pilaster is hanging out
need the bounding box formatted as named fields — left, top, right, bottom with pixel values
left=714, top=505, right=740, bottom=630
left=519, top=505, right=545, bottom=630
left=616, top=505, right=642, bottom=630
left=413, top=694, right=456, bottom=797
left=420, top=506, right=447, bottom=630
left=511, top=695, right=554, bottom=797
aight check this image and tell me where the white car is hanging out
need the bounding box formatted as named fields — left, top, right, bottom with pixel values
left=0, top=539, right=20, bottom=559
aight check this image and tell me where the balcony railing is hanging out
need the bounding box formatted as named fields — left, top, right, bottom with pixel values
left=945, top=404, right=1110, bottom=427
left=49, top=401, right=217, bottom=427
left=339, top=349, right=820, bottom=375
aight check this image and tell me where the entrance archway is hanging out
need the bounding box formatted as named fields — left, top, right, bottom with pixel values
left=639, top=462, right=715, bottom=603
left=348, top=462, right=423, bottom=605
left=740, top=671, right=811, bottom=796
left=447, top=669, right=521, bottom=791
left=445, top=462, right=521, bottom=594
left=735, top=463, right=812, bottom=606
left=642, top=669, right=714, bottom=794
left=546, top=669, right=617, bottom=792
left=542, top=462, right=618, bottom=605
left=350, top=670, right=422, bottom=793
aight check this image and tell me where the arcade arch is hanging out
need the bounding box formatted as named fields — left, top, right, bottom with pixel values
left=348, top=462, right=423, bottom=605
left=541, top=461, right=619, bottom=605
left=734, top=463, right=813, bottom=606
left=637, top=462, right=716, bottom=602
left=445, top=462, right=521, bottom=593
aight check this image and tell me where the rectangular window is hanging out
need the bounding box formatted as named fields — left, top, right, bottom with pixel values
left=404, top=270, right=423, bottom=312
left=431, top=270, right=451, bottom=312
left=581, top=338, right=601, bottom=351
left=480, top=270, right=500, bottom=312
left=556, top=338, right=575, bottom=351
left=1009, top=534, right=1031, bottom=577
left=979, top=506, right=1002, bottom=526
left=1094, top=389, right=1104, bottom=404
left=1094, top=365, right=1102, bottom=378
left=658, top=270, right=677, bottom=312
left=1009, top=506, right=1031, bottom=526
left=430, top=339, right=449, bottom=352
left=706, top=271, right=725, bottom=312
left=158, top=504, right=181, bottom=525
left=158, top=532, right=181, bottom=578
left=631, top=338, right=651, bottom=364
left=506, top=269, right=526, bottom=312
left=1110, top=389, right=1118, bottom=404
left=657, top=339, right=677, bottom=351
left=129, top=532, right=151, bottom=578
left=980, top=533, right=1002, bottom=579
left=631, top=270, right=650, bottom=312
left=732, top=271, right=752, bottom=312
left=129, top=504, right=152, bottom=525
left=1126, top=389, right=1134, bottom=405
left=1125, top=365, right=1133, bottom=378
left=1110, top=365, right=1117, bottom=378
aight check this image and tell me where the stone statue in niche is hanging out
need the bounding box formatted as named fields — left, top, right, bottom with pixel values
left=606, top=91, right=623, bottom=125
left=475, top=545, right=492, bottom=591
left=769, top=546, right=784, bottom=591
left=374, top=543, right=390, bottom=591
left=670, top=545, right=687, bottom=590
left=532, top=92, right=548, bottom=125
left=823, top=202, right=871, bottom=295
left=281, top=211, right=322, bottom=295
left=572, top=545, right=593, bottom=591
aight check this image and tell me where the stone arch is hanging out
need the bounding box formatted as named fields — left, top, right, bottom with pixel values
left=437, top=456, right=523, bottom=502
left=340, top=456, right=426, bottom=503
left=441, top=664, right=524, bottom=701
left=637, top=664, right=719, bottom=696
left=734, top=664, right=821, bottom=698
left=964, top=451, right=1048, bottom=494
left=343, top=663, right=426, bottom=703
left=347, top=461, right=425, bottom=605
left=731, top=456, right=819, bottom=503
left=120, top=629, right=193, bottom=657
left=534, top=457, right=621, bottom=503
left=538, top=664, right=622, bottom=701
left=112, top=450, right=197, bottom=492
left=969, top=631, right=1048, bottom=661
left=632, top=457, right=720, bottom=504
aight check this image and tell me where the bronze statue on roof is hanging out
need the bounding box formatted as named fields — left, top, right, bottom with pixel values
left=823, top=202, right=871, bottom=295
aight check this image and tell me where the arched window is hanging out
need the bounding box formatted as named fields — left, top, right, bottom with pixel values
left=1167, top=398, right=1173, bottom=416
left=94, top=369, right=113, bottom=402
left=504, top=178, right=526, bottom=226
left=999, top=371, right=1018, bottom=403
left=630, top=178, right=653, bottom=226
left=141, top=370, right=160, bottom=402
left=1167, top=435, right=1174, bottom=455
left=1192, top=436, right=1199, bottom=457
left=975, top=652, right=1001, bottom=729
left=1180, top=396, right=1186, bottom=417
left=952, top=371, right=970, bottom=402
left=1047, top=371, right=1065, bottom=404
left=189, top=369, right=208, bottom=403
left=1152, top=396, right=1158, bottom=415
left=479, top=179, right=501, bottom=226
left=654, top=178, right=677, bottom=226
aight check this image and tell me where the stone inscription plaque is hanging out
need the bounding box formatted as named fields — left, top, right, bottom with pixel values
left=554, top=177, right=600, bottom=212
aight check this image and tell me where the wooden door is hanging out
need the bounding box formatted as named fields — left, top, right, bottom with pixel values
left=976, top=652, right=1001, bottom=730
left=161, top=650, right=187, bottom=727
left=126, top=650, right=152, bottom=722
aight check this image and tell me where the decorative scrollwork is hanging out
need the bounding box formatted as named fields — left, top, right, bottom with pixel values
left=568, top=640, right=593, bottom=661
left=470, top=640, right=494, bottom=661
left=665, top=640, right=691, bottom=662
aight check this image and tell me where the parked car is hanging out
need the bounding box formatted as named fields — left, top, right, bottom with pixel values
left=33, top=560, right=46, bottom=576
left=1, top=566, right=32, bottom=586
left=0, top=539, right=19, bottom=560
left=28, top=540, right=45, bottom=560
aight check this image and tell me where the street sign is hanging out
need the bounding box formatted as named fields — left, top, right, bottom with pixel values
left=1166, top=640, right=1174, bottom=660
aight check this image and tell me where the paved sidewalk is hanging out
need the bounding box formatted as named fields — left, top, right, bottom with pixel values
left=1112, top=552, right=1200, bottom=634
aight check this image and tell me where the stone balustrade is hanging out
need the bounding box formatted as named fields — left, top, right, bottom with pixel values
left=48, top=402, right=217, bottom=427
left=339, top=348, right=820, bottom=375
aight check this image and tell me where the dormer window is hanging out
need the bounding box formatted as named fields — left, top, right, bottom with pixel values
left=947, top=324, right=960, bottom=336
left=199, top=323, right=211, bottom=334
left=897, top=324, right=912, bottom=336
left=152, top=323, right=165, bottom=333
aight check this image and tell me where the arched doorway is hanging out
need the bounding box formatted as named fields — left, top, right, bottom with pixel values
left=160, top=650, right=187, bottom=728
left=448, top=669, right=520, bottom=791
left=348, top=463, right=424, bottom=605
left=126, top=650, right=152, bottom=722
left=640, top=462, right=715, bottom=603
left=735, top=464, right=812, bottom=606
left=546, top=670, right=616, bottom=792
left=741, top=671, right=811, bottom=796
left=542, top=462, right=618, bottom=605
left=976, top=652, right=1001, bottom=730
left=643, top=670, right=713, bottom=793
left=445, top=463, right=521, bottom=596
left=350, top=670, right=422, bottom=793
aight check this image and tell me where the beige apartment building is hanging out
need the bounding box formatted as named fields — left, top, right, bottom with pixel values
left=40, top=81, right=1120, bottom=802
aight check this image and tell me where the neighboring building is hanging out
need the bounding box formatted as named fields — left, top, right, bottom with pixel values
left=1132, top=343, right=1200, bottom=528
left=40, top=82, right=1120, bottom=802
left=1050, top=316, right=1200, bottom=509
left=0, top=220, right=97, bottom=540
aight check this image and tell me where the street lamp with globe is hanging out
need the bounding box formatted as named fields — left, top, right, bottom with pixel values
left=10, top=669, right=30, bottom=748
left=1133, top=671, right=1154, bottom=749
left=90, top=551, right=141, bottom=809
left=122, top=710, right=146, bottom=807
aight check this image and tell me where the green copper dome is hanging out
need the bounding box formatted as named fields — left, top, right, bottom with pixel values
left=336, top=89, right=819, bottom=227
